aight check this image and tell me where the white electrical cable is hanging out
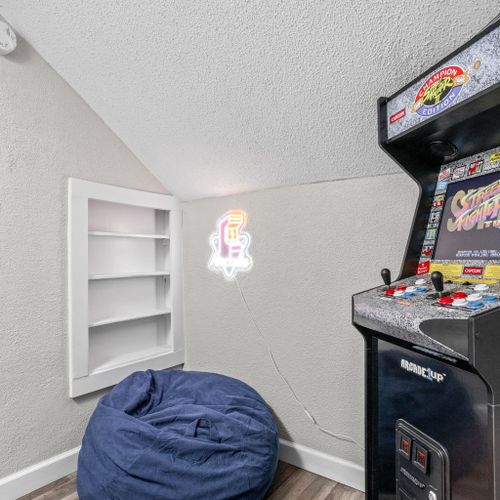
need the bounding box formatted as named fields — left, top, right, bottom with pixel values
left=234, top=276, right=364, bottom=451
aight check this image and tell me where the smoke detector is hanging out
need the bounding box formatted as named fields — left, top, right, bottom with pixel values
left=0, top=19, right=16, bottom=55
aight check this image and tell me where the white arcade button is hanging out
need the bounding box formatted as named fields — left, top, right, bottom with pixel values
left=452, top=298, right=467, bottom=307
left=474, top=284, right=489, bottom=292
left=405, top=286, right=417, bottom=293
left=393, top=290, right=405, bottom=297
left=415, top=278, right=427, bottom=285
left=466, top=293, right=482, bottom=302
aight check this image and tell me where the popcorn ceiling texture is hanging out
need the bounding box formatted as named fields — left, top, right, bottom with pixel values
left=0, top=39, right=165, bottom=478
left=1, top=1, right=498, bottom=199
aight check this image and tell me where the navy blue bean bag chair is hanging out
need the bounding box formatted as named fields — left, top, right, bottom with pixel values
left=77, top=370, right=279, bottom=500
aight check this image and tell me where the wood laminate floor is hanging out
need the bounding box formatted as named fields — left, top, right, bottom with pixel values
left=18, top=462, right=364, bottom=500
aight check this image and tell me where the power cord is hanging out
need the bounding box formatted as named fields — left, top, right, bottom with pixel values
left=234, top=276, right=364, bottom=451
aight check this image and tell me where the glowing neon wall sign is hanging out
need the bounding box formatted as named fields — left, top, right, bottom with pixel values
left=208, top=210, right=253, bottom=280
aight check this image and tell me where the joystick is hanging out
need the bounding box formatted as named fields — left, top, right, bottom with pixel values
left=431, top=271, right=444, bottom=297
left=381, top=268, right=392, bottom=289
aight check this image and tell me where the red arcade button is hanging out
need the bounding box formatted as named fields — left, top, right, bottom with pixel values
left=452, top=291, right=467, bottom=299
left=385, top=289, right=395, bottom=296
left=438, top=296, right=453, bottom=305
left=396, top=285, right=407, bottom=291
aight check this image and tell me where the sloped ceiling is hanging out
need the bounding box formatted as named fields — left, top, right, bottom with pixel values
left=1, top=1, right=498, bottom=199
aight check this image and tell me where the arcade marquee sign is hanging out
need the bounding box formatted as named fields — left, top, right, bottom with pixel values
left=390, top=65, right=469, bottom=124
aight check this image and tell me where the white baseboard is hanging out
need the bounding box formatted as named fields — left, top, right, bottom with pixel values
left=0, top=447, right=80, bottom=500
left=279, top=439, right=365, bottom=492
left=0, top=440, right=364, bottom=499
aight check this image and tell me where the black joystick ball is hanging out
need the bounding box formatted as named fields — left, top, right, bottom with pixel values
left=381, top=268, right=392, bottom=288
left=431, top=271, right=444, bottom=295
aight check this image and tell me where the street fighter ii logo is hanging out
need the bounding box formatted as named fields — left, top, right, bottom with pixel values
left=412, top=65, right=469, bottom=117
left=447, top=178, right=500, bottom=232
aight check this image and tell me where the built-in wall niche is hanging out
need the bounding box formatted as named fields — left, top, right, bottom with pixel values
left=89, top=315, right=171, bottom=374
left=88, top=276, right=171, bottom=325
left=68, top=179, right=184, bottom=397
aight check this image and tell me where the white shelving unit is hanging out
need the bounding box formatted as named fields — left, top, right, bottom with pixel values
left=68, top=178, right=184, bottom=397
left=88, top=231, right=170, bottom=239
left=88, top=271, right=170, bottom=280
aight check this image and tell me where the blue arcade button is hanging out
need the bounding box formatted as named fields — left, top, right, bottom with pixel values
left=483, top=294, right=499, bottom=302
left=467, top=301, right=484, bottom=310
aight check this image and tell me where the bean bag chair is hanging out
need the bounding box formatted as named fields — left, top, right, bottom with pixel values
left=77, top=370, right=279, bottom=500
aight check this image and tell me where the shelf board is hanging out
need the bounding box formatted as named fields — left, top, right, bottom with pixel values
left=89, top=271, right=169, bottom=280
left=90, top=344, right=173, bottom=374
left=88, top=231, right=169, bottom=239
left=89, top=309, right=171, bottom=328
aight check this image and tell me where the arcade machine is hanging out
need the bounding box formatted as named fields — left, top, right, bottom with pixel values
left=353, top=16, right=500, bottom=500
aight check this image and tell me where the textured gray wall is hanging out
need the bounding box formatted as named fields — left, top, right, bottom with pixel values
left=183, top=174, right=418, bottom=465
left=0, top=39, right=165, bottom=478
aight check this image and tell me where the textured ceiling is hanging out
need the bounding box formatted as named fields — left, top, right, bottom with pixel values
left=2, top=1, right=498, bottom=199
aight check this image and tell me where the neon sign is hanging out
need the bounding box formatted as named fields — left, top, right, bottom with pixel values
left=208, top=210, right=253, bottom=280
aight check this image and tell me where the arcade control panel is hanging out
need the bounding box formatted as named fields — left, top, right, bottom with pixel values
left=381, top=269, right=500, bottom=313
left=353, top=268, right=500, bottom=361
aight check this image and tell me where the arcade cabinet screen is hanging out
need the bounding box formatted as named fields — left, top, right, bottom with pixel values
left=433, top=170, right=500, bottom=261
